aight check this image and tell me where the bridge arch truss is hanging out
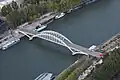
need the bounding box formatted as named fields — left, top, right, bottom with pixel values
left=33, top=30, right=79, bottom=55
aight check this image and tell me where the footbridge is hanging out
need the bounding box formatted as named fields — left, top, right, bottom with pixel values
left=17, top=28, right=103, bottom=58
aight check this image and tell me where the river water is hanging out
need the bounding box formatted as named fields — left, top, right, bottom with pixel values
left=0, top=0, right=120, bottom=80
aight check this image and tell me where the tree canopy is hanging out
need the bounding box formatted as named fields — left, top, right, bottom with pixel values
left=89, top=48, right=120, bottom=80
left=1, top=0, right=81, bottom=29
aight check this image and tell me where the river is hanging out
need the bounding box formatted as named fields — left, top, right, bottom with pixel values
left=0, top=0, right=120, bottom=80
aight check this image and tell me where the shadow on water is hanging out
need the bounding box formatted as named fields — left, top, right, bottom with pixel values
left=31, top=38, right=73, bottom=56
left=0, top=37, right=77, bottom=80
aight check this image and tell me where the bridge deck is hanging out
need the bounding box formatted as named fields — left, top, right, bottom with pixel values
left=68, top=43, right=101, bottom=58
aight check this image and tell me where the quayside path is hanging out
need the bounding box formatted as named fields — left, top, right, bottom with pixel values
left=17, top=28, right=103, bottom=58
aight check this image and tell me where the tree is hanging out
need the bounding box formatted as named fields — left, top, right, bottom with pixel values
left=1, top=6, right=8, bottom=16
left=11, top=1, right=19, bottom=10
left=6, top=11, right=23, bottom=28
left=19, top=9, right=27, bottom=22
left=59, top=0, right=68, bottom=12
left=1, top=4, right=12, bottom=16
left=46, top=1, right=59, bottom=12
left=56, top=56, right=87, bottom=80
left=71, top=0, right=80, bottom=6
left=65, top=59, right=92, bottom=80
left=92, top=49, right=120, bottom=80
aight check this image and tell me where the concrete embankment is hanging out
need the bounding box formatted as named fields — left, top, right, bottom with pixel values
left=55, top=56, right=87, bottom=80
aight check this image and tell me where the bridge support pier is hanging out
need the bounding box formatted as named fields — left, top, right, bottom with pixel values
left=29, top=37, right=34, bottom=40
left=17, top=30, right=34, bottom=40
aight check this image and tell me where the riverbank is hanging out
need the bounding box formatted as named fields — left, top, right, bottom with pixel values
left=0, top=0, right=119, bottom=79
left=0, top=0, right=120, bottom=80
left=0, top=0, right=119, bottom=78
left=76, top=33, right=120, bottom=80
left=0, top=12, right=56, bottom=50
left=84, top=48, right=120, bottom=80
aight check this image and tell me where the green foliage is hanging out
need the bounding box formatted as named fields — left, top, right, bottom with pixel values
left=65, top=59, right=92, bottom=80
left=56, top=56, right=88, bottom=80
left=46, top=1, right=59, bottom=12
left=92, top=48, right=120, bottom=80
left=1, top=6, right=8, bottom=16
left=1, top=0, right=83, bottom=29
left=6, top=10, right=23, bottom=28
left=55, top=60, right=81, bottom=80
left=1, top=5, right=12, bottom=16
left=71, top=0, right=81, bottom=6
left=11, top=1, right=19, bottom=10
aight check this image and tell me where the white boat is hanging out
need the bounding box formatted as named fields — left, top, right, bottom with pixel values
left=55, top=12, right=65, bottom=19
left=67, top=9, right=73, bottom=13
left=88, top=45, right=96, bottom=51
left=34, top=24, right=47, bottom=32
left=2, top=38, right=20, bottom=50
left=34, top=73, right=55, bottom=80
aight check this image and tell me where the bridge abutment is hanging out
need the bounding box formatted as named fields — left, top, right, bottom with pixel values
left=17, top=30, right=34, bottom=40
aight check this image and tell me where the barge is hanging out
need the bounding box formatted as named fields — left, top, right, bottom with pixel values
left=1, top=38, right=20, bottom=50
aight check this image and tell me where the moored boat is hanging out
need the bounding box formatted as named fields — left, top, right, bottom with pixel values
left=55, top=12, right=65, bottom=19
left=1, top=38, right=20, bottom=50
left=33, top=24, right=47, bottom=32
